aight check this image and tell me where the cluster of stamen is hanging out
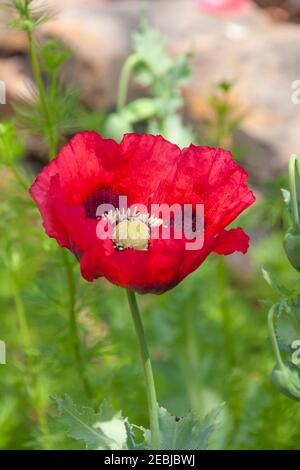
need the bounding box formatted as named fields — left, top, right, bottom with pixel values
left=102, top=207, right=164, bottom=251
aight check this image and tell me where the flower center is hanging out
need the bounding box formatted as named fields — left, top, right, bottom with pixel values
left=103, top=208, right=163, bottom=252
left=113, top=219, right=150, bottom=251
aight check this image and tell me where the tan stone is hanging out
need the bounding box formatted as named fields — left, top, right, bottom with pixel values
left=0, top=0, right=299, bottom=179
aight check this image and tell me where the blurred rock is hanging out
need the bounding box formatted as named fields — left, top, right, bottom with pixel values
left=254, top=0, right=300, bottom=24
left=0, top=56, right=34, bottom=120
left=184, top=20, right=300, bottom=181
left=0, top=0, right=300, bottom=180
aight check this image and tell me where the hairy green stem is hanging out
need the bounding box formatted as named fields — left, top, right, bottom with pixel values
left=126, top=289, right=160, bottom=450
left=117, top=54, right=142, bottom=112
left=23, top=8, right=92, bottom=398
left=27, top=34, right=56, bottom=158
left=23, top=0, right=57, bottom=159
left=268, top=304, right=284, bottom=370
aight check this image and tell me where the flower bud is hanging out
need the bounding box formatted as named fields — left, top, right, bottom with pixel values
left=272, top=361, right=300, bottom=401
left=283, top=228, right=300, bottom=272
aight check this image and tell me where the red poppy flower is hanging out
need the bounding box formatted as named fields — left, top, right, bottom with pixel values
left=29, top=132, right=255, bottom=294
left=197, top=0, right=251, bottom=16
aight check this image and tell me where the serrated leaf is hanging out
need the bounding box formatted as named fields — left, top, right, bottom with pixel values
left=143, top=405, right=223, bottom=450
left=125, top=421, right=137, bottom=450
left=125, top=422, right=147, bottom=450
left=132, top=18, right=171, bottom=84
left=52, top=395, right=128, bottom=450
left=166, top=55, right=191, bottom=87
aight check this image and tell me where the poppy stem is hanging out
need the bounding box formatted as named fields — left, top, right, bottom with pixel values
left=268, top=304, right=285, bottom=370
left=26, top=30, right=57, bottom=159
left=126, top=289, right=160, bottom=450
left=288, top=154, right=300, bottom=232
left=117, top=54, right=142, bottom=112
left=23, top=6, right=93, bottom=399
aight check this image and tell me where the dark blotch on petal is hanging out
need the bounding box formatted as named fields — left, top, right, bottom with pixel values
left=84, top=189, right=120, bottom=219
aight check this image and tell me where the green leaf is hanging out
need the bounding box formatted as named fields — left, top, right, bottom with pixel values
left=40, top=40, right=72, bottom=72
left=276, top=296, right=300, bottom=347
left=121, top=98, right=158, bottom=124
left=291, top=296, right=300, bottom=323
left=166, top=55, right=191, bottom=87
left=132, top=18, right=171, bottom=84
left=125, top=421, right=137, bottom=450
left=125, top=422, right=146, bottom=450
left=53, top=395, right=223, bottom=451
left=52, top=395, right=128, bottom=450
left=276, top=315, right=299, bottom=347
left=143, top=405, right=223, bottom=450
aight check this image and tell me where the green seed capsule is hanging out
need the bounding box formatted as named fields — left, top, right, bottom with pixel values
left=272, top=361, right=300, bottom=401
left=283, top=228, right=300, bottom=272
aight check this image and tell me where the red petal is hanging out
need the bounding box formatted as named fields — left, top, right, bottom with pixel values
left=113, top=134, right=181, bottom=207
left=178, top=145, right=255, bottom=235
left=80, top=237, right=187, bottom=293
left=213, top=227, right=250, bottom=255
left=29, top=132, right=118, bottom=248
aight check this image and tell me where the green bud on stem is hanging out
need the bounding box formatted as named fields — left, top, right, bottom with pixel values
left=283, top=228, right=300, bottom=273
left=272, top=361, right=300, bottom=401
